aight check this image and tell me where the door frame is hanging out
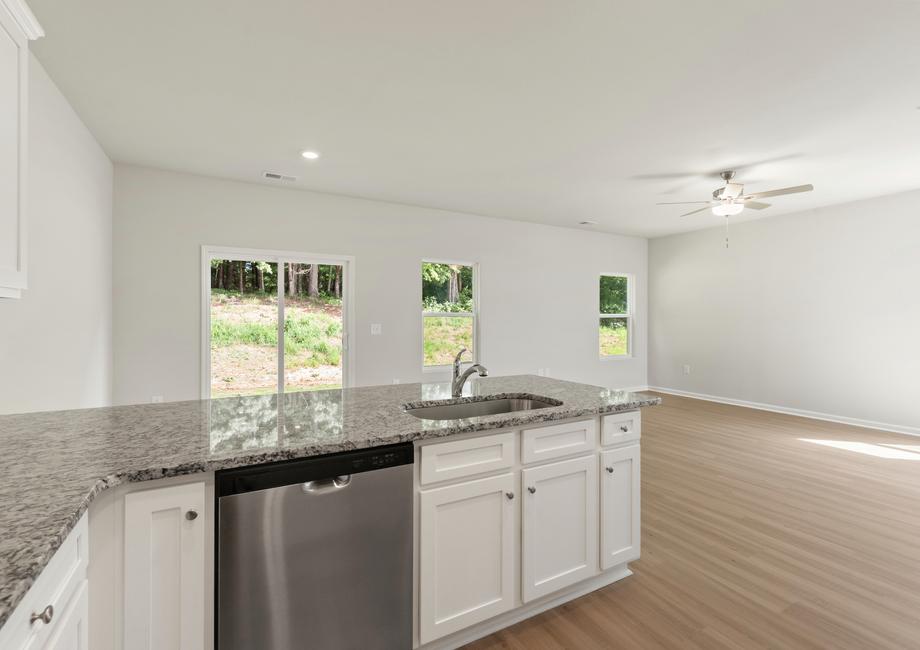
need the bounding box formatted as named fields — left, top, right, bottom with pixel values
left=200, top=245, right=356, bottom=399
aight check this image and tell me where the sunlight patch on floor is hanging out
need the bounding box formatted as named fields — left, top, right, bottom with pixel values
left=799, top=438, right=920, bottom=460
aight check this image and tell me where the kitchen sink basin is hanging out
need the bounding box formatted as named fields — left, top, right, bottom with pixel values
left=404, top=395, right=561, bottom=420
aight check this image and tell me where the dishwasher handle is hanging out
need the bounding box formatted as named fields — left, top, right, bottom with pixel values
left=302, top=475, right=352, bottom=495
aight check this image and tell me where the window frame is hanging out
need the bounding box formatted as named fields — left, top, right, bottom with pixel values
left=200, top=245, right=355, bottom=399
left=598, top=272, right=634, bottom=360
left=421, top=258, right=480, bottom=373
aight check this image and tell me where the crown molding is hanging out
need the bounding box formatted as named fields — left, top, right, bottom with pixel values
left=1, top=0, right=44, bottom=40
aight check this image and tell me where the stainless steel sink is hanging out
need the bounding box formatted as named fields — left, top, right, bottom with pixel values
left=404, top=395, right=561, bottom=420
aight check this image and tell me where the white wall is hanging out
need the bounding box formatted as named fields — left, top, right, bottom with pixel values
left=112, top=165, right=647, bottom=405
left=649, top=191, right=920, bottom=433
left=0, top=56, right=113, bottom=414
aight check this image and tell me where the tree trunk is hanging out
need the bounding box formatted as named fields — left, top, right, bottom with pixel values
left=325, top=267, right=333, bottom=294
left=308, top=264, right=319, bottom=298
left=448, top=267, right=459, bottom=303
left=287, top=263, right=297, bottom=297
left=257, top=265, right=265, bottom=292
left=216, top=262, right=223, bottom=289
left=334, top=266, right=341, bottom=298
left=238, top=261, right=244, bottom=293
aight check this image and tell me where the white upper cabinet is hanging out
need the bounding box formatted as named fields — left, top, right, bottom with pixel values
left=0, top=0, right=42, bottom=299
left=521, top=454, right=598, bottom=602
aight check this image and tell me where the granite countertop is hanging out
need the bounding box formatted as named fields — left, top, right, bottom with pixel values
left=0, top=374, right=659, bottom=628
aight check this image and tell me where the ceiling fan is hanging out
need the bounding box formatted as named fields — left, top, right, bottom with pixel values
left=657, top=171, right=814, bottom=218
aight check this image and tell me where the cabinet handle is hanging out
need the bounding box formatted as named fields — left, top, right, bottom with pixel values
left=505, top=491, right=514, bottom=500
left=620, top=425, right=629, bottom=432
left=30, top=605, right=53, bottom=625
left=185, top=509, right=198, bottom=521
left=606, top=466, right=615, bottom=474
left=527, top=486, right=536, bottom=494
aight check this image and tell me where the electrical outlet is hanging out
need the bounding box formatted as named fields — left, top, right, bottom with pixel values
left=151, top=395, right=164, bottom=403
left=370, top=323, right=382, bottom=336
left=683, top=364, right=691, bottom=375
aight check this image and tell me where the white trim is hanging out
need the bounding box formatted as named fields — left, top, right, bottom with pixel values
left=618, top=385, right=650, bottom=393
left=200, top=245, right=355, bottom=399
left=648, top=386, right=920, bottom=438
left=417, top=565, right=632, bottom=650
left=0, top=0, right=44, bottom=39
left=421, top=260, right=480, bottom=369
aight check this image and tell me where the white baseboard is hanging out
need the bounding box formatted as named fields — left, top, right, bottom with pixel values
left=648, top=386, right=920, bottom=438
left=418, top=565, right=633, bottom=650
left=619, top=385, right=650, bottom=393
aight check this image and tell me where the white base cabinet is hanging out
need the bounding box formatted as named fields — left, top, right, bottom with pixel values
left=0, top=515, right=88, bottom=650
left=418, top=473, right=515, bottom=644
left=521, top=455, right=598, bottom=602
left=600, top=445, right=641, bottom=569
left=39, top=582, right=88, bottom=650
left=124, top=482, right=206, bottom=650
left=416, top=412, right=642, bottom=648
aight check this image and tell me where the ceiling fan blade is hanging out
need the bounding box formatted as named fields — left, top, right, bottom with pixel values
left=656, top=201, right=714, bottom=205
left=743, top=184, right=813, bottom=200
left=680, top=206, right=713, bottom=217
left=743, top=201, right=771, bottom=210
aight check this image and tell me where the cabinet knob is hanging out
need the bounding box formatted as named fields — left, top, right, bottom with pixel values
left=527, top=486, right=536, bottom=494
left=620, top=425, right=629, bottom=432
left=606, top=466, right=615, bottom=473
left=505, top=491, right=514, bottom=500
left=185, top=509, right=198, bottom=521
left=30, top=605, right=53, bottom=625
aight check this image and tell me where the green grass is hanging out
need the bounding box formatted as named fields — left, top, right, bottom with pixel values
left=424, top=316, right=473, bottom=366
left=600, top=322, right=628, bottom=356
left=211, top=313, right=342, bottom=367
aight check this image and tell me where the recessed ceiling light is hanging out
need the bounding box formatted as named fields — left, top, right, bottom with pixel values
left=301, top=150, right=320, bottom=160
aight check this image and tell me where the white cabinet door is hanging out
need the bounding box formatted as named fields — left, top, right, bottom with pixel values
left=600, top=445, right=641, bottom=569
left=0, top=3, right=29, bottom=297
left=124, top=482, right=205, bottom=650
left=419, top=473, right=515, bottom=644
left=521, top=455, right=598, bottom=602
left=41, top=580, right=88, bottom=650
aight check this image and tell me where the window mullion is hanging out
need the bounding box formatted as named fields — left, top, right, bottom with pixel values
left=277, top=263, right=285, bottom=394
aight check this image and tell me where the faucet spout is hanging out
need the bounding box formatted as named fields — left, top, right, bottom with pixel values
left=451, top=349, right=488, bottom=397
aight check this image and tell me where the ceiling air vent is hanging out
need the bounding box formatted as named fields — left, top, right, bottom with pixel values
left=262, top=170, right=297, bottom=182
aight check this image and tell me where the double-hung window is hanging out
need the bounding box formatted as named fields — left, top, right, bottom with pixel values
left=422, top=261, right=478, bottom=369
left=599, top=273, right=633, bottom=357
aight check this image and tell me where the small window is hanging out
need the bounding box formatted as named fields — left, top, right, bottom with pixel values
left=599, top=274, right=632, bottom=357
left=422, top=262, right=477, bottom=367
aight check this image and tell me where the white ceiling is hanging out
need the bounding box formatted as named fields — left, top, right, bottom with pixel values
left=28, top=0, right=920, bottom=237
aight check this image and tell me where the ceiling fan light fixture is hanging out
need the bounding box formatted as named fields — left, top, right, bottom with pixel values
left=712, top=202, right=744, bottom=217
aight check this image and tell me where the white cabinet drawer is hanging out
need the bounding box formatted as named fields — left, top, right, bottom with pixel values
left=420, top=432, right=515, bottom=485
left=521, top=419, right=596, bottom=465
left=601, top=411, right=641, bottom=446
left=0, top=514, right=88, bottom=650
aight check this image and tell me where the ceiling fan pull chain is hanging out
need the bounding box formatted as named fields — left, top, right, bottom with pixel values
left=725, top=217, right=730, bottom=249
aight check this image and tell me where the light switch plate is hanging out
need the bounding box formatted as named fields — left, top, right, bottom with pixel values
left=370, top=323, right=382, bottom=335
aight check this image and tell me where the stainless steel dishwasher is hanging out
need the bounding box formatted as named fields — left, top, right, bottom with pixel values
left=216, top=443, right=414, bottom=650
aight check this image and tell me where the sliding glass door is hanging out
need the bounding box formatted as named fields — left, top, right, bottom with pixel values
left=203, top=248, right=351, bottom=398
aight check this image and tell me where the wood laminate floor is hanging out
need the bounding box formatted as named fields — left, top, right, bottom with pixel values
left=466, top=393, right=920, bottom=649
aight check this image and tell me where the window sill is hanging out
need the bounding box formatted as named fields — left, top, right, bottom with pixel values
left=599, top=354, right=633, bottom=361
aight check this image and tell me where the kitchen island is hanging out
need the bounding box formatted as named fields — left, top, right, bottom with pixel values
left=0, top=375, right=659, bottom=648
